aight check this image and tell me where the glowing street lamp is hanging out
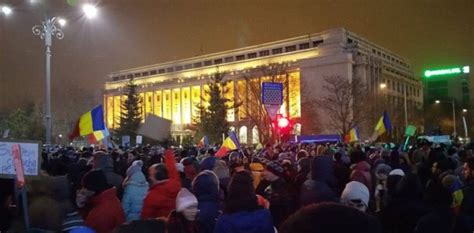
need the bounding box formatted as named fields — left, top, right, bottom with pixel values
left=463, top=109, right=468, bottom=113
left=30, top=6, right=98, bottom=145
left=82, top=4, right=98, bottom=19
left=435, top=100, right=441, bottom=104
left=57, top=18, right=67, bottom=27
left=379, top=83, right=387, bottom=89
left=1, top=6, right=12, bottom=16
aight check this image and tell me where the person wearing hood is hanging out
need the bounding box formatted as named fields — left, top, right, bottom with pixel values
left=92, top=152, right=124, bottom=197
left=192, top=170, right=220, bottom=233
left=454, top=157, right=474, bottom=232
left=333, top=152, right=350, bottom=196
left=300, top=155, right=337, bottom=206
left=294, top=157, right=310, bottom=194
left=167, top=188, right=199, bottom=233
left=122, top=160, right=149, bottom=222
left=262, top=161, right=298, bottom=229
left=350, top=160, right=373, bottom=193
left=214, top=171, right=275, bottom=233
left=141, top=149, right=181, bottom=219
left=374, top=163, right=391, bottom=212
left=80, top=170, right=125, bottom=233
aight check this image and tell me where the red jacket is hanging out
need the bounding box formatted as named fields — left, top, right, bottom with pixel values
left=85, top=188, right=125, bottom=233
left=141, top=149, right=181, bottom=219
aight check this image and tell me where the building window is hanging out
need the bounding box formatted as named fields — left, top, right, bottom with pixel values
left=214, top=59, right=223, bottom=64
left=127, top=74, right=133, bottom=79
left=112, top=76, right=119, bottom=81
left=299, top=43, right=310, bottom=50
left=236, top=55, right=245, bottom=61
left=193, top=62, right=202, bottom=68
left=312, top=40, right=323, bottom=47
left=142, top=71, right=149, bottom=76
left=239, top=126, right=248, bottom=144
left=150, top=70, right=157, bottom=75
left=204, top=60, right=212, bottom=66
left=184, top=64, right=193, bottom=70
left=225, top=57, right=234, bottom=62
left=259, top=50, right=270, bottom=56
left=158, top=69, right=165, bottom=74
left=272, top=48, right=283, bottom=54
left=285, top=45, right=296, bottom=52
left=252, top=126, right=259, bottom=144
left=166, top=67, right=174, bottom=72
left=176, top=66, right=183, bottom=71
left=247, top=53, right=257, bottom=59
left=134, top=72, right=142, bottom=77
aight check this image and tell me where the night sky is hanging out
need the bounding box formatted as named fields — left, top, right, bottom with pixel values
left=0, top=0, right=473, bottom=117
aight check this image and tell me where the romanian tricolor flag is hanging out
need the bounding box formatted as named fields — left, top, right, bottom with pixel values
left=68, top=105, right=105, bottom=140
left=197, top=136, right=209, bottom=148
left=215, top=136, right=238, bottom=158
left=374, top=111, right=392, bottom=137
left=345, top=127, right=360, bottom=143
left=86, top=128, right=110, bottom=145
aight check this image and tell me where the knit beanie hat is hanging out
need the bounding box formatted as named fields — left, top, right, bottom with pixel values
left=200, top=156, right=217, bottom=171
left=82, top=169, right=110, bottom=194
left=176, top=188, right=198, bottom=212
left=265, top=161, right=284, bottom=177
left=127, top=160, right=144, bottom=178
left=341, top=181, right=370, bottom=207
left=375, top=164, right=392, bottom=180
left=389, top=169, right=405, bottom=177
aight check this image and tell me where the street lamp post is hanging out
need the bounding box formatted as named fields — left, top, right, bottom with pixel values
left=32, top=17, right=64, bottom=145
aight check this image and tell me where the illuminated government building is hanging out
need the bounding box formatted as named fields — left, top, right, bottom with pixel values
left=104, top=28, right=423, bottom=144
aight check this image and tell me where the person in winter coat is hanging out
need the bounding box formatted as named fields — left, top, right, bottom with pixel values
left=192, top=170, right=220, bottom=233
left=350, top=160, right=373, bottom=193
left=122, top=160, right=149, bottom=222
left=92, top=152, right=124, bottom=196
left=280, top=203, right=381, bottom=233
left=300, top=155, right=337, bottom=206
left=333, top=152, right=350, bottom=196
left=340, top=181, right=370, bottom=213
left=263, top=161, right=299, bottom=229
left=81, top=169, right=125, bottom=233
left=214, top=171, right=275, bottom=233
left=294, top=157, right=310, bottom=194
left=378, top=174, right=430, bottom=233
left=167, top=188, right=200, bottom=233
left=455, top=157, right=474, bottom=232
left=141, top=149, right=181, bottom=219
left=415, top=182, right=454, bottom=233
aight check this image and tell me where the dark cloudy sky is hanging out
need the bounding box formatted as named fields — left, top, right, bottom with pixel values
left=0, top=0, right=473, bottom=116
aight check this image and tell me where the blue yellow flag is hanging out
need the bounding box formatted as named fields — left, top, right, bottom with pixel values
left=375, top=111, right=392, bottom=136
left=79, top=105, right=105, bottom=136
left=197, top=136, right=209, bottom=148
left=228, top=131, right=241, bottom=150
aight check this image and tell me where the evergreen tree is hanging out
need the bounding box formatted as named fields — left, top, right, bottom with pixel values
left=115, top=78, right=143, bottom=143
left=195, top=72, right=234, bottom=144
left=0, top=103, right=45, bottom=141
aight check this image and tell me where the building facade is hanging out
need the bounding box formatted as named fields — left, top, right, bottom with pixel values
left=104, top=28, right=422, bottom=144
left=423, top=65, right=471, bottom=136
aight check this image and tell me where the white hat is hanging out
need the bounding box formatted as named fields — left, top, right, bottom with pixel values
left=176, top=188, right=198, bottom=213
left=175, top=163, right=184, bottom=173
left=341, top=181, right=370, bottom=207
left=389, top=169, right=405, bottom=177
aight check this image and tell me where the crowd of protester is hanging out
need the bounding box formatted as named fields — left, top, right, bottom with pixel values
left=1, top=139, right=474, bottom=233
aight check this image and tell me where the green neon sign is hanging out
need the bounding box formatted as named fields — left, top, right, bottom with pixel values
left=424, top=66, right=470, bottom=78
